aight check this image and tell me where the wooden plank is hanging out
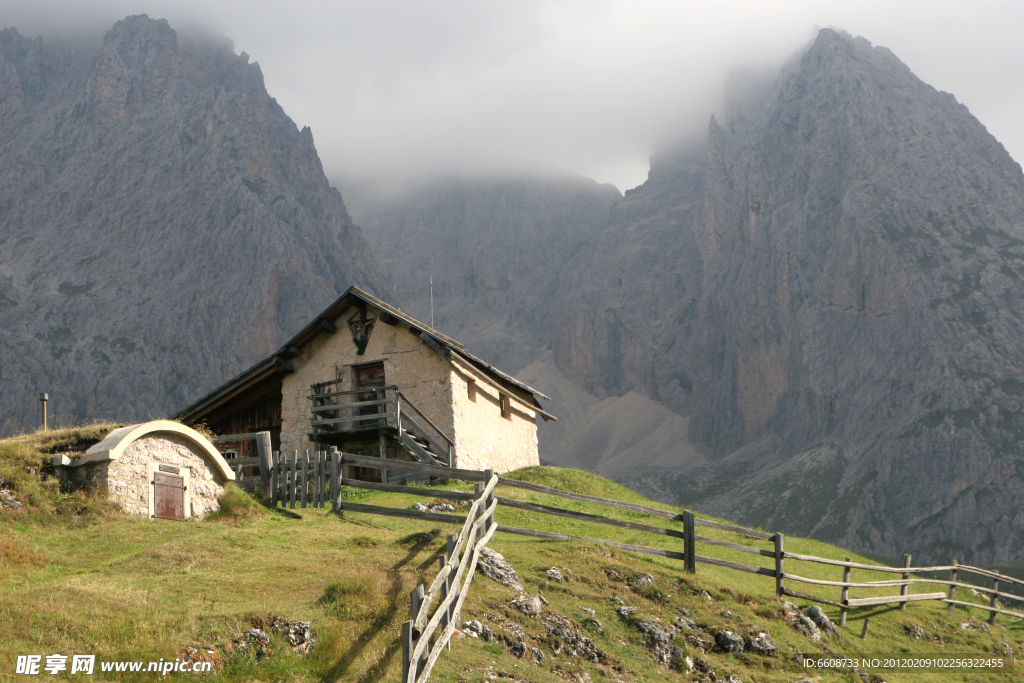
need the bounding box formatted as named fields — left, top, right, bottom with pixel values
left=781, top=586, right=845, bottom=609
left=944, top=600, right=1024, bottom=619
left=840, top=557, right=851, bottom=626
left=270, top=451, right=279, bottom=505
left=312, top=411, right=396, bottom=427
left=342, top=453, right=472, bottom=479
left=211, top=432, right=261, bottom=443
left=957, top=565, right=1024, bottom=588
left=900, top=554, right=912, bottom=611
left=784, top=552, right=955, bottom=573
left=694, top=554, right=777, bottom=577
left=330, top=449, right=339, bottom=512
left=301, top=450, right=310, bottom=509
left=311, top=398, right=391, bottom=412
left=225, top=456, right=261, bottom=465
left=339, top=501, right=467, bottom=525
left=845, top=592, right=946, bottom=608
left=340, top=478, right=475, bottom=500
left=496, top=496, right=684, bottom=538
left=256, top=431, right=272, bottom=496
left=694, top=534, right=775, bottom=557
left=399, top=407, right=451, bottom=461
left=778, top=574, right=1021, bottom=600
left=289, top=451, right=296, bottom=509
left=495, top=524, right=686, bottom=561
left=683, top=510, right=695, bottom=574
left=695, top=518, right=776, bottom=541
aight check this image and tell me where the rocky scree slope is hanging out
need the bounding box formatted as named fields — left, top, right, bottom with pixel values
left=558, top=29, right=1024, bottom=565
left=0, top=15, right=389, bottom=435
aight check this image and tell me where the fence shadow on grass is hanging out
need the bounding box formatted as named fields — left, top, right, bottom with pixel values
left=321, top=530, right=442, bottom=683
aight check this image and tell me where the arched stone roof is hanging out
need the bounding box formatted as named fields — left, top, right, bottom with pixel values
left=73, top=420, right=235, bottom=480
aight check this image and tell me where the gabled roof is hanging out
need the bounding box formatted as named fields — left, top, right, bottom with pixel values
left=174, top=286, right=552, bottom=423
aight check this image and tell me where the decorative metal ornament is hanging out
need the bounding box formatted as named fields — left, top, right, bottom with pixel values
left=347, top=309, right=376, bottom=355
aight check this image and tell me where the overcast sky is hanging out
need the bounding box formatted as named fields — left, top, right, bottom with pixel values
left=4, top=0, right=1023, bottom=192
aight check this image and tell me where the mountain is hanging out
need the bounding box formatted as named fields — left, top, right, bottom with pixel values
left=558, top=29, right=1024, bottom=565
left=0, top=15, right=389, bottom=435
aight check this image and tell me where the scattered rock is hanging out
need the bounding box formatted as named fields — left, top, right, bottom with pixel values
left=578, top=606, right=596, bottom=616
left=793, top=613, right=822, bottom=642
left=250, top=615, right=315, bottom=655
left=543, top=614, right=603, bottom=662
left=237, top=629, right=272, bottom=659
left=547, top=567, right=564, bottom=582
left=513, top=594, right=544, bottom=616
left=581, top=617, right=604, bottom=634
left=615, top=606, right=637, bottom=620
left=634, top=618, right=686, bottom=670
left=429, top=503, right=455, bottom=513
left=631, top=573, right=654, bottom=587
left=0, top=489, right=22, bottom=510
left=782, top=600, right=799, bottom=611
left=721, top=609, right=734, bottom=619
left=686, top=634, right=713, bottom=652
left=701, top=590, right=714, bottom=604
left=511, top=641, right=526, bottom=658
left=906, top=624, right=925, bottom=639
left=678, top=607, right=691, bottom=616
left=607, top=596, right=624, bottom=605
left=675, top=615, right=702, bottom=632
left=802, top=606, right=840, bottom=638
left=478, top=547, right=525, bottom=593
left=529, top=646, right=545, bottom=665
left=715, top=630, right=744, bottom=655
left=723, top=676, right=744, bottom=683
left=981, top=622, right=991, bottom=634
left=413, top=502, right=428, bottom=512
left=746, top=630, right=776, bottom=656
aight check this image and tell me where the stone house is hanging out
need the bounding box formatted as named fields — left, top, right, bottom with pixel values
left=175, top=287, right=554, bottom=480
left=52, top=420, right=234, bottom=520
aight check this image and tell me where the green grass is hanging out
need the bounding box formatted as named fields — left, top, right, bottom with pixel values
left=1, top=426, right=1022, bottom=682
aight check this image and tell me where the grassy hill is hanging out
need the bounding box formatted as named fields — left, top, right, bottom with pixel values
left=1, top=425, right=1022, bottom=682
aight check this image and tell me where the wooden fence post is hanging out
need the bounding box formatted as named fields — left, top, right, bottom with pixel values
left=330, top=448, right=339, bottom=512
left=774, top=533, right=785, bottom=597
left=472, top=482, right=484, bottom=544
left=683, top=510, right=696, bottom=573
left=301, top=450, right=309, bottom=508
left=401, top=620, right=413, bottom=683
left=410, top=584, right=427, bottom=674
left=439, top=553, right=449, bottom=650
left=316, top=450, right=324, bottom=508
left=446, top=533, right=458, bottom=645
left=947, top=560, right=957, bottom=614
left=900, top=554, right=911, bottom=611
left=484, top=469, right=494, bottom=530
left=840, top=558, right=851, bottom=626
left=256, top=432, right=272, bottom=497
left=990, top=573, right=999, bottom=625
left=289, top=451, right=297, bottom=509
left=270, top=451, right=279, bottom=506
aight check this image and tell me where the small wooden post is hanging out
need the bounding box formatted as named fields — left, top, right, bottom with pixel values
left=39, top=392, right=48, bottom=430
left=483, top=469, right=494, bottom=530
left=861, top=617, right=870, bottom=639
left=439, top=554, right=449, bottom=651
left=301, top=450, right=310, bottom=508
left=270, top=451, right=279, bottom=506
left=900, top=554, right=911, bottom=610
left=947, top=560, right=957, bottom=614
left=401, top=620, right=413, bottom=683
left=840, top=558, right=851, bottom=626
left=289, top=451, right=297, bottom=509
left=330, top=448, right=339, bottom=512
left=774, top=533, right=785, bottom=597
left=683, top=510, right=696, bottom=573
left=410, top=584, right=427, bottom=673
left=316, top=450, right=324, bottom=508
left=990, top=573, right=999, bottom=625
left=255, top=432, right=272, bottom=497
left=447, top=533, right=460, bottom=627
left=472, top=481, right=484, bottom=545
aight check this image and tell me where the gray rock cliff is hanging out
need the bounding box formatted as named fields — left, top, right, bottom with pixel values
left=560, top=29, right=1024, bottom=564
left=0, top=15, right=389, bottom=434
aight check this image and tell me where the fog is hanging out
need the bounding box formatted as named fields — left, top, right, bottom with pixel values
left=4, top=0, right=1022, bottom=192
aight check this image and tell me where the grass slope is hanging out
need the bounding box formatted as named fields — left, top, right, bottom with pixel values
left=1, top=426, right=1022, bottom=682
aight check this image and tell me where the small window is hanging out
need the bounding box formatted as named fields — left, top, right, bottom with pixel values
left=500, top=393, right=511, bottom=420
left=467, top=379, right=477, bottom=401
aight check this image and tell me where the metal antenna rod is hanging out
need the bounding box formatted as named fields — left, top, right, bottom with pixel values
left=430, top=274, right=434, bottom=329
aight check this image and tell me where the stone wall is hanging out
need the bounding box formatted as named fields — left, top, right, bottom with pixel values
left=451, top=366, right=539, bottom=473
left=280, top=315, right=456, bottom=455
left=66, top=433, right=226, bottom=518
left=279, top=305, right=539, bottom=473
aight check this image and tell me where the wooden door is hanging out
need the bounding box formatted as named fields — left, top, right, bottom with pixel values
left=154, top=473, right=185, bottom=521
left=355, top=363, right=385, bottom=428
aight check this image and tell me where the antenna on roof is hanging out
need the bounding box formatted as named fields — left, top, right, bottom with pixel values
left=430, top=274, right=434, bottom=329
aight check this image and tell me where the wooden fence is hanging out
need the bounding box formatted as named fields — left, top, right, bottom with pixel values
left=213, top=442, right=1024, bottom=675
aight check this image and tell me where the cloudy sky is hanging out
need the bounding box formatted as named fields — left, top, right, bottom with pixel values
left=5, top=0, right=1022, bottom=192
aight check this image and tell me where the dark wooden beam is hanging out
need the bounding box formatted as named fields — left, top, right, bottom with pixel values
left=272, top=358, right=295, bottom=373
left=315, top=318, right=337, bottom=334
left=379, top=310, right=399, bottom=326
left=278, top=345, right=303, bottom=359
left=419, top=332, right=452, bottom=360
